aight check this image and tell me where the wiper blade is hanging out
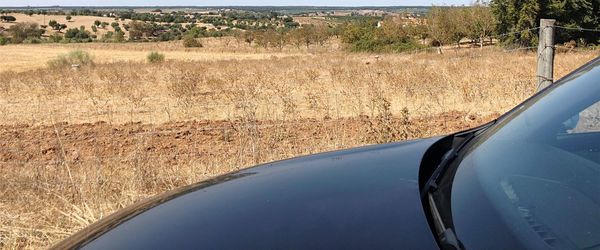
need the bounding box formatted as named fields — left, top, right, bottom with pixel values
left=421, top=121, right=495, bottom=197
left=428, top=193, right=463, bottom=250
left=421, top=121, right=496, bottom=250
left=420, top=132, right=471, bottom=197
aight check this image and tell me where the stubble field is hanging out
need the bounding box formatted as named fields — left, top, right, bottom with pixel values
left=0, top=39, right=598, bottom=248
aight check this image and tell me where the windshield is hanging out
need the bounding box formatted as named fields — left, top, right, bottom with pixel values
left=449, top=57, right=600, bottom=250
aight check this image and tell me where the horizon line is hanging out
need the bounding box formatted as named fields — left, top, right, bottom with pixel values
left=0, top=5, right=453, bottom=8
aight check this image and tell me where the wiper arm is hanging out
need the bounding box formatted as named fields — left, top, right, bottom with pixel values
left=421, top=121, right=496, bottom=250
left=421, top=120, right=495, bottom=197
left=420, top=132, right=472, bottom=198
left=428, top=193, right=463, bottom=250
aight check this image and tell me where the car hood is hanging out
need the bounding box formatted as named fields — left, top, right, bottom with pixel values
left=54, top=137, right=443, bottom=250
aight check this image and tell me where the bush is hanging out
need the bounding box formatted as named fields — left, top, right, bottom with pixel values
left=47, top=50, right=94, bottom=68
left=23, top=37, right=42, bottom=44
left=8, top=22, right=44, bottom=44
left=0, top=15, right=16, bottom=22
left=147, top=52, right=165, bottom=63
left=182, top=36, right=202, bottom=48
left=49, top=33, right=63, bottom=43
left=0, top=36, right=8, bottom=45
left=114, top=31, right=125, bottom=42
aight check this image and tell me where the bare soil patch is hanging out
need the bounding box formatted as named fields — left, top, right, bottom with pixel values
left=0, top=111, right=495, bottom=167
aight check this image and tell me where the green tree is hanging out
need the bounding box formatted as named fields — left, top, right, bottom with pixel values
left=128, top=21, right=155, bottom=40
left=427, top=7, right=468, bottom=48
left=340, top=19, right=422, bottom=52
left=313, top=25, right=331, bottom=46
left=544, top=0, right=599, bottom=44
left=8, top=22, right=44, bottom=43
left=267, top=29, right=288, bottom=50
left=253, top=30, right=269, bottom=48
left=465, top=2, right=496, bottom=47
left=491, top=0, right=599, bottom=46
left=427, top=7, right=454, bottom=46
left=0, top=15, right=16, bottom=22
left=64, top=26, right=91, bottom=42
left=66, top=15, right=72, bottom=22
left=114, top=30, right=125, bottom=42
left=406, top=24, right=429, bottom=44
left=102, top=31, right=114, bottom=41
left=49, top=20, right=67, bottom=31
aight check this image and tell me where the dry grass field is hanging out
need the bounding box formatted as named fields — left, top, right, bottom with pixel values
left=0, top=39, right=598, bottom=249
left=0, top=13, right=128, bottom=38
left=0, top=37, right=336, bottom=72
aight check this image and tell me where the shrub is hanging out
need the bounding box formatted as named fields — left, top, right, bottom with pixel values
left=64, top=27, right=92, bottom=42
left=49, top=33, right=63, bottom=43
left=47, top=50, right=94, bottom=68
left=102, top=31, right=113, bottom=41
left=23, top=37, right=42, bottom=44
left=147, top=52, right=165, bottom=63
left=0, top=15, right=16, bottom=22
left=0, top=36, right=7, bottom=45
left=7, top=22, right=44, bottom=44
left=182, top=36, right=202, bottom=48
left=114, top=31, right=125, bottom=42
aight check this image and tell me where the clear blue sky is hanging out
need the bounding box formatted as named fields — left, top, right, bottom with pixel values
left=0, top=0, right=473, bottom=7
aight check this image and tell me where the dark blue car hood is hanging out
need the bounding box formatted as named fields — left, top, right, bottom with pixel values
left=54, top=137, right=442, bottom=249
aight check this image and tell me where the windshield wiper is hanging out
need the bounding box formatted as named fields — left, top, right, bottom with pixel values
left=420, top=131, right=475, bottom=198
left=421, top=120, right=495, bottom=197
left=428, top=192, right=463, bottom=250
left=421, top=121, right=496, bottom=250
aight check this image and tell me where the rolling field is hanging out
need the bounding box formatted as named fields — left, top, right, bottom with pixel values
left=0, top=13, right=127, bottom=38
left=0, top=38, right=313, bottom=72
left=0, top=39, right=598, bottom=248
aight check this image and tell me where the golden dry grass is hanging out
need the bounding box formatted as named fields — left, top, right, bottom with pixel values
left=1, top=13, right=128, bottom=38
left=0, top=40, right=598, bottom=249
left=0, top=38, right=334, bottom=72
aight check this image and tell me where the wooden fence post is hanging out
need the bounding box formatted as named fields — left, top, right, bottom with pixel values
left=536, top=19, right=555, bottom=91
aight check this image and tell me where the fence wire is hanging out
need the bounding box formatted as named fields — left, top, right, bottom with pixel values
left=553, top=25, right=600, bottom=33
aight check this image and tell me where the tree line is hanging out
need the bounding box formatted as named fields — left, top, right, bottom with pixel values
left=491, top=0, right=599, bottom=46
left=338, top=0, right=598, bottom=52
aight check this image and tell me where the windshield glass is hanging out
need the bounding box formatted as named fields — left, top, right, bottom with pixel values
left=450, top=58, right=600, bottom=250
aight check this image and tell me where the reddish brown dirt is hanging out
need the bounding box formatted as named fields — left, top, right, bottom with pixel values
left=0, top=111, right=498, bottom=166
